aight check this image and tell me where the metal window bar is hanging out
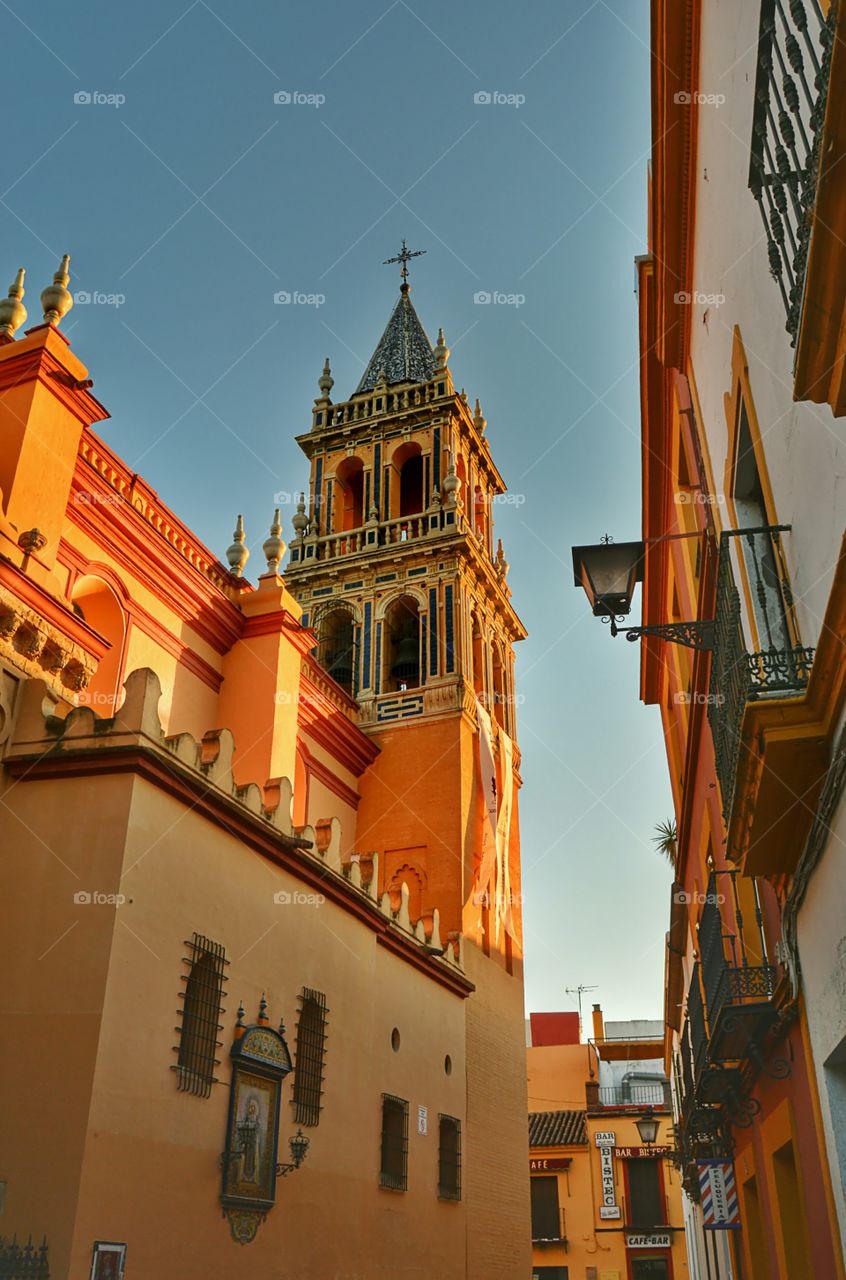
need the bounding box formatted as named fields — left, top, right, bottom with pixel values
left=173, top=932, right=228, bottom=1098
left=672, top=1049, right=685, bottom=1118
left=708, top=541, right=749, bottom=822
left=698, top=884, right=728, bottom=1018
left=0, top=1238, right=50, bottom=1280
left=749, top=0, right=837, bottom=343
left=679, top=1020, right=695, bottom=1112
left=380, top=1094, right=409, bottom=1191
left=438, top=1114, right=462, bottom=1200
left=687, top=964, right=710, bottom=1087
left=293, top=988, right=328, bottom=1127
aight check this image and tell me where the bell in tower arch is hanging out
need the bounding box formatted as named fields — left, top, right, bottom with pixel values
left=385, top=595, right=421, bottom=689
left=391, top=632, right=420, bottom=682
left=318, top=608, right=355, bottom=694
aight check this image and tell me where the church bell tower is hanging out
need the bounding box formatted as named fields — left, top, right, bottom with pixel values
left=286, top=247, right=531, bottom=1277
left=286, top=246, right=526, bottom=960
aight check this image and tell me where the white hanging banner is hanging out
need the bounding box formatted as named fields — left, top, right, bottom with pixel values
left=475, top=699, right=498, bottom=906
left=495, top=726, right=516, bottom=941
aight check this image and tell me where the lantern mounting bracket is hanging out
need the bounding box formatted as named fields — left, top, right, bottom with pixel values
left=607, top=618, right=715, bottom=651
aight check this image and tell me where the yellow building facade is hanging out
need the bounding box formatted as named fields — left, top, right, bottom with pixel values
left=528, top=1009, right=688, bottom=1280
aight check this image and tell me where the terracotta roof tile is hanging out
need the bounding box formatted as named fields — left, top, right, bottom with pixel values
left=529, top=1110, right=588, bottom=1148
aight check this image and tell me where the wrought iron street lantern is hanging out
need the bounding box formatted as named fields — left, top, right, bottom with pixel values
left=571, top=535, right=714, bottom=651
left=571, top=537, right=644, bottom=618
left=635, top=1108, right=661, bottom=1146
left=277, top=1128, right=310, bottom=1177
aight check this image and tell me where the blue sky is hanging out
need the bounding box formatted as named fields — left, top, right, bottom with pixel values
left=4, top=0, right=674, bottom=1022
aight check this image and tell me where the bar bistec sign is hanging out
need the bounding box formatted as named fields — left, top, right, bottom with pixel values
left=595, top=1131, right=620, bottom=1220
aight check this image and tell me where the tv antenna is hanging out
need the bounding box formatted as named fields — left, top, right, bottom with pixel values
left=565, top=984, right=598, bottom=1033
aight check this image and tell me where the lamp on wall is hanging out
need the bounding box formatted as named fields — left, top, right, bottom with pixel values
left=571, top=535, right=714, bottom=651
left=635, top=1108, right=661, bottom=1146
left=276, top=1129, right=310, bottom=1176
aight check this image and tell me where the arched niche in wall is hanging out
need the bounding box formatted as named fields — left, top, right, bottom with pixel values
left=335, top=456, right=364, bottom=532
left=491, top=640, right=507, bottom=730
left=474, top=484, right=488, bottom=544
left=70, top=572, right=128, bottom=713
left=471, top=610, right=486, bottom=699
left=391, top=441, right=424, bottom=519
left=454, top=453, right=467, bottom=509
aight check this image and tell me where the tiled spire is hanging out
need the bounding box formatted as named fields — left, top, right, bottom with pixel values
left=354, top=285, right=436, bottom=395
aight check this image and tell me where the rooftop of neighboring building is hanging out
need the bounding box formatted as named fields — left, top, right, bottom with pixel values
left=528, top=1110, right=587, bottom=1148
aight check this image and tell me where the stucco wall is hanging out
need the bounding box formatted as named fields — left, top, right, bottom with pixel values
left=2, top=766, right=469, bottom=1280
left=796, top=787, right=846, bottom=1242
left=690, top=1, right=846, bottom=642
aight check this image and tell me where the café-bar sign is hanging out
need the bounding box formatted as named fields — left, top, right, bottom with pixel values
left=530, top=1156, right=571, bottom=1172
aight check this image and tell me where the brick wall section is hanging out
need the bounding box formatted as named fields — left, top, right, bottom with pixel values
left=464, top=943, right=532, bottom=1277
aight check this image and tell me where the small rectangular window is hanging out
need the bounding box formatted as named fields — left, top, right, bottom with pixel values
left=293, top=988, right=328, bottom=1126
left=438, top=1115, right=461, bottom=1200
left=380, top=1094, right=408, bottom=1190
left=174, top=933, right=228, bottom=1098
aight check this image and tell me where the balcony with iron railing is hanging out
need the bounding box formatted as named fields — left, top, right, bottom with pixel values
left=681, top=875, right=790, bottom=1129
left=698, top=878, right=782, bottom=1075
left=707, top=527, right=814, bottom=826
left=587, top=1082, right=671, bottom=1111
left=750, top=0, right=846, bottom=413
left=685, top=960, right=750, bottom=1117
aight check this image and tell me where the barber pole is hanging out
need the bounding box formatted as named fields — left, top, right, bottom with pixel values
left=698, top=1159, right=739, bottom=1230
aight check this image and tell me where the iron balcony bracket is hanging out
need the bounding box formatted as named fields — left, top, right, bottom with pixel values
left=609, top=618, right=715, bottom=651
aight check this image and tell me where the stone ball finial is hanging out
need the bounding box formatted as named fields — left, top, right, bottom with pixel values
left=317, top=356, right=334, bottom=402
left=291, top=492, right=309, bottom=537
left=495, top=538, right=510, bottom=579
left=0, top=268, right=27, bottom=340
left=263, top=507, right=286, bottom=574
left=434, top=326, right=449, bottom=369
left=226, top=514, right=250, bottom=577
left=41, top=254, right=74, bottom=327
left=473, top=397, right=487, bottom=434
left=442, top=452, right=461, bottom=508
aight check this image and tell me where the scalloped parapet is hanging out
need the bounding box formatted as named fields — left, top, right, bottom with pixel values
left=372, top=878, right=463, bottom=967
left=7, top=665, right=464, bottom=973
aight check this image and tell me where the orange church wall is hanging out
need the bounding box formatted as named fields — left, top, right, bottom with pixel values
left=1, top=696, right=471, bottom=1280
left=357, top=715, right=471, bottom=936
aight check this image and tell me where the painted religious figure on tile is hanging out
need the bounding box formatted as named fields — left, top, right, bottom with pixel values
left=221, top=996, right=294, bottom=1244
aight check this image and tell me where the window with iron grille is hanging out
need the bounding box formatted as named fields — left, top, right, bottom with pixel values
left=380, top=1094, right=408, bottom=1190
left=438, top=1114, right=461, bottom=1200
left=173, top=933, right=227, bottom=1098
left=292, top=987, right=328, bottom=1126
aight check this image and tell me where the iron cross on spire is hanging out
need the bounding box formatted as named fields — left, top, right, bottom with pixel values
left=383, top=239, right=426, bottom=286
